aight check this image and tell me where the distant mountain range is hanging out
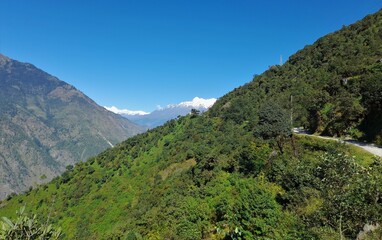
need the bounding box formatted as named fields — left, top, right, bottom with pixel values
left=105, top=97, right=217, bottom=128
left=2, top=9, right=382, bottom=239
left=0, top=54, right=144, bottom=199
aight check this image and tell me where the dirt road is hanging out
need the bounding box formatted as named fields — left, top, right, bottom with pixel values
left=294, top=129, right=382, bottom=158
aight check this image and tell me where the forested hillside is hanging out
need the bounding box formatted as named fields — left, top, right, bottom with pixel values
left=210, top=9, right=382, bottom=145
left=1, top=8, right=382, bottom=240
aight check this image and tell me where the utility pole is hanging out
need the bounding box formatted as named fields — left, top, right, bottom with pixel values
left=280, top=55, right=283, bottom=65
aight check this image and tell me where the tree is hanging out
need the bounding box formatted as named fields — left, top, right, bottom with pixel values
left=315, top=153, right=375, bottom=239
left=255, top=102, right=292, bottom=153
left=190, top=109, right=200, bottom=117
left=0, top=206, right=62, bottom=240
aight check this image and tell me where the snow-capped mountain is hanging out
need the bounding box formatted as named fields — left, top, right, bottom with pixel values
left=104, top=106, right=149, bottom=116
left=168, top=97, right=217, bottom=109
left=105, top=97, right=217, bottom=128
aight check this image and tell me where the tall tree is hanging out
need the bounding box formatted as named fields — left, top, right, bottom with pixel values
left=255, top=102, right=292, bottom=153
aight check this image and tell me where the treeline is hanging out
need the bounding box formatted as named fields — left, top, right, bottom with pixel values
left=210, top=9, right=382, bottom=145
left=1, top=111, right=381, bottom=239
left=1, top=8, right=382, bottom=240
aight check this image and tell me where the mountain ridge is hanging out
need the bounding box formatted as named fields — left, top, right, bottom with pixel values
left=209, top=9, right=382, bottom=145
left=1, top=9, right=382, bottom=240
left=106, top=97, right=217, bottom=128
left=0, top=54, right=144, bottom=199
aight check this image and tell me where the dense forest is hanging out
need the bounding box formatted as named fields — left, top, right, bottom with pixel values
left=1, top=8, right=382, bottom=240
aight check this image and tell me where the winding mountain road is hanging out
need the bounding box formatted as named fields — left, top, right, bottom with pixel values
left=294, top=129, right=382, bottom=158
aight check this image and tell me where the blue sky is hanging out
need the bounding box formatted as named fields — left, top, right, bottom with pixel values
left=0, top=1, right=381, bottom=112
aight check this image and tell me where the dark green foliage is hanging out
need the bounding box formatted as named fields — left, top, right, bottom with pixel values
left=210, top=9, right=382, bottom=144
left=190, top=108, right=201, bottom=116
left=216, top=177, right=283, bottom=239
left=256, top=102, right=291, bottom=139
left=238, top=142, right=271, bottom=175
left=255, top=102, right=292, bottom=153
left=359, top=73, right=382, bottom=144
left=1, top=110, right=379, bottom=239
left=125, top=232, right=143, bottom=240
left=0, top=206, right=62, bottom=239
left=1, top=8, right=382, bottom=240
left=266, top=144, right=382, bottom=239
left=315, top=154, right=376, bottom=237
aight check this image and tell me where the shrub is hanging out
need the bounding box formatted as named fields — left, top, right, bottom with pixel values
left=0, top=206, right=62, bottom=240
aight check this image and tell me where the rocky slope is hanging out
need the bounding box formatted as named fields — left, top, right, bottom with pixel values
left=0, top=54, right=144, bottom=198
left=1, top=9, right=382, bottom=240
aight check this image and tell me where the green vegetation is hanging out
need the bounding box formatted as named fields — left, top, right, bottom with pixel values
left=0, top=54, right=144, bottom=199
left=1, top=8, right=382, bottom=240
left=255, top=101, right=292, bottom=153
left=0, top=206, right=62, bottom=239
left=209, top=9, right=382, bottom=145
left=0, top=112, right=380, bottom=239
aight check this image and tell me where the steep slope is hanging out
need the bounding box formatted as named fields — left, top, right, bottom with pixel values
left=209, top=9, right=382, bottom=145
left=1, top=10, right=382, bottom=240
left=2, top=110, right=380, bottom=239
left=0, top=54, right=144, bottom=198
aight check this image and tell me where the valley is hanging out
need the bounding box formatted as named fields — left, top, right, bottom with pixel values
left=0, top=54, right=144, bottom=199
left=0, top=4, right=382, bottom=240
